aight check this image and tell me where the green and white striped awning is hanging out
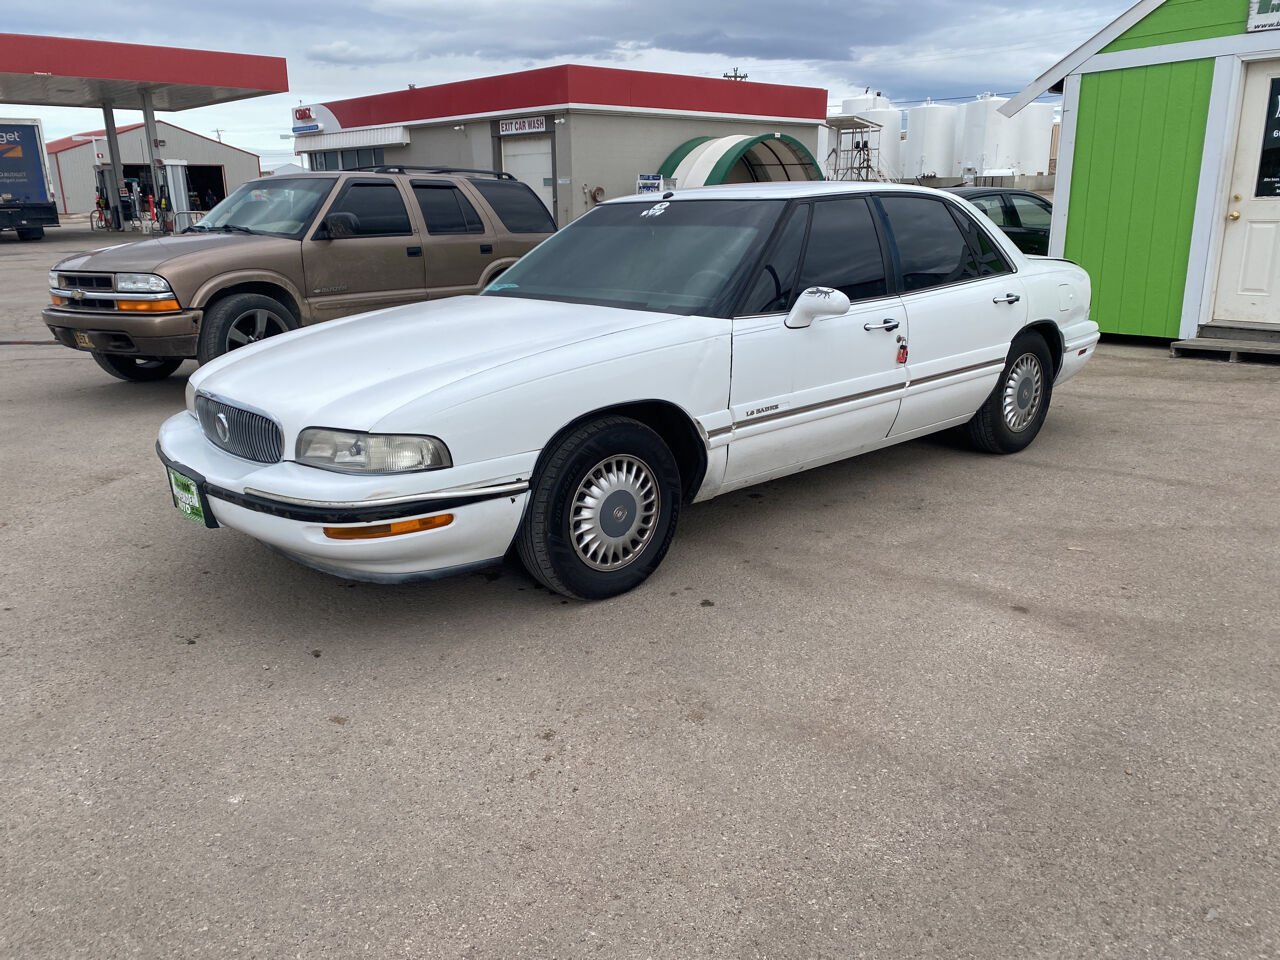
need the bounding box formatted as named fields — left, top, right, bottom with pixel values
left=659, top=133, right=822, bottom=188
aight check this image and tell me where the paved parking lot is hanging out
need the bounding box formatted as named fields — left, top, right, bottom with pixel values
left=2, top=226, right=1278, bottom=959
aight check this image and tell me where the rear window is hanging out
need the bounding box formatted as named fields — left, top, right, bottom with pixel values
left=470, top=179, right=556, bottom=233
left=413, top=183, right=484, bottom=235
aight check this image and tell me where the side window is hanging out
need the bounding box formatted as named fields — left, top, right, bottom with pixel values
left=879, top=196, right=983, bottom=292
left=469, top=179, right=556, bottom=233
left=413, top=184, right=484, bottom=235
left=950, top=205, right=1013, bottom=277
left=796, top=196, right=888, bottom=302
left=968, top=194, right=1010, bottom=226
left=1010, top=195, right=1052, bottom=229
left=741, top=204, right=808, bottom=313
left=326, top=182, right=412, bottom=237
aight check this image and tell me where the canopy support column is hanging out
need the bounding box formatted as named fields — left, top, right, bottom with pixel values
left=101, top=104, right=127, bottom=230
left=141, top=88, right=164, bottom=224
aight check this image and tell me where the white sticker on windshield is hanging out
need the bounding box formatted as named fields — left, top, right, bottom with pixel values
left=640, top=202, right=670, bottom=218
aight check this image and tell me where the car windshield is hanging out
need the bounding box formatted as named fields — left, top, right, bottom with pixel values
left=189, top=178, right=335, bottom=238
left=482, top=198, right=786, bottom=315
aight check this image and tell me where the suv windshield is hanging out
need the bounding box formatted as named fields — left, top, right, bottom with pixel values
left=189, top=178, right=335, bottom=238
left=482, top=199, right=785, bottom=314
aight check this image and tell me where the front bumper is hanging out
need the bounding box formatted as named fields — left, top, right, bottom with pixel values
left=44, top=306, right=202, bottom=358
left=157, top=412, right=530, bottom=582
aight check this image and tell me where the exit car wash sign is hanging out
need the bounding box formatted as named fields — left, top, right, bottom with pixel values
left=1250, top=0, right=1280, bottom=32
left=499, top=117, right=547, bottom=136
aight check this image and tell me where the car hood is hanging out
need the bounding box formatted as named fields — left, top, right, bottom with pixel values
left=54, top=232, right=296, bottom=274
left=191, top=296, right=688, bottom=434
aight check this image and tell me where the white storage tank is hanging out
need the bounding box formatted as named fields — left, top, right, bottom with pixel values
left=859, top=107, right=903, bottom=180
left=904, top=100, right=958, bottom=178
left=841, top=92, right=894, bottom=115
left=957, top=93, right=1015, bottom=175
left=1013, top=102, right=1056, bottom=176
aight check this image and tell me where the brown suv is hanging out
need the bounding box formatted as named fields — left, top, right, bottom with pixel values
left=44, top=167, right=556, bottom=381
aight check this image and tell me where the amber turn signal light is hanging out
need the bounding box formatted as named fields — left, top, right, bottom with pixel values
left=50, top=295, right=66, bottom=306
left=116, top=298, right=181, bottom=312
left=323, top=513, right=454, bottom=541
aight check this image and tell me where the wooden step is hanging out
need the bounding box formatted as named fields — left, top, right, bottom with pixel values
left=1197, top=321, right=1280, bottom=344
left=1171, top=337, right=1280, bottom=363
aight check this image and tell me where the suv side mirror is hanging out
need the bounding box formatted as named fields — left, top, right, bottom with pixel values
left=785, top=286, right=851, bottom=329
left=316, top=212, right=359, bottom=240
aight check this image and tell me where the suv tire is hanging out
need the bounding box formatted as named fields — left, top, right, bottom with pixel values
left=92, top=352, right=184, bottom=382
left=197, top=292, right=298, bottom=364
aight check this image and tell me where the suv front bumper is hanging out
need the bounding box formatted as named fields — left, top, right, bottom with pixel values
left=43, top=306, right=202, bottom=357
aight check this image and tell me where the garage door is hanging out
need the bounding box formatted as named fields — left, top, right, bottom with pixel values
left=500, top=134, right=554, bottom=216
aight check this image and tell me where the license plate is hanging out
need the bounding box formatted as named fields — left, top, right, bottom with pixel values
left=74, top=331, right=92, bottom=349
left=167, top=466, right=209, bottom=526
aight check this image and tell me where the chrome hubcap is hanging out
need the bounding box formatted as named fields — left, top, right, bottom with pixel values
left=1002, top=353, right=1044, bottom=432
left=571, top=455, right=659, bottom=571
left=226, top=309, right=287, bottom=349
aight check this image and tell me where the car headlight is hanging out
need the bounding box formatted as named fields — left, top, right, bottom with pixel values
left=48, top=270, right=59, bottom=289
left=115, top=272, right=172, bottom=293
left=296, top=428, right=452, bottom=474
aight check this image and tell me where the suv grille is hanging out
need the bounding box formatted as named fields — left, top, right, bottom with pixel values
left=195, top=395, right=283, bottom=464
left=58, top=273, right=114, bottom=290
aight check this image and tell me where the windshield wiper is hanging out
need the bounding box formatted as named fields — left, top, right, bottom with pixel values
left=220, top=223, right=257, bottom=235
left=182, top=223, right=210, bottom=233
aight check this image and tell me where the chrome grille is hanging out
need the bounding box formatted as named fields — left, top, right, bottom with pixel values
left=195, top=395, right=283, bottom=464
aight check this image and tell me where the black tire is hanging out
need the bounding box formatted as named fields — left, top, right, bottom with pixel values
left=196, top=292, right=298, bottom=364
left=965, top=331, right=1054, bottom=454
left=16, top=227, right=44, bottom=241
left=517, top=416, right=682, bottom=600
left=91, top=352, right=183, bottom=382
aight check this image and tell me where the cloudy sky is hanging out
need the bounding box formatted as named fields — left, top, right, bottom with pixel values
left=9, top=0, right=1131, bottom=166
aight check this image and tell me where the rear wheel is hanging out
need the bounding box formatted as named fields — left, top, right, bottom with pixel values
left=965, top=331, right=1054, bottom=454
left=16, top=227, right=44, bottom=241
left=197, top=292, right=297, bottom=364
left=517, top=417, right=682, bottom=600
left=91, top=352, right=183, bottom=382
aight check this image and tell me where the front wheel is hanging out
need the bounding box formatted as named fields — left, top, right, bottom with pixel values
left=197, top=292, right=298, bottom=364
left=91, top=352, right=184, bottom=382
left=517, top=417, right=682, bottom=600
left=16, top=227, right=44, bottom=241
left=965, top=331, right=1054, bottom=454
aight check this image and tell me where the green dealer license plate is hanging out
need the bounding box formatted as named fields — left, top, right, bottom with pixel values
left=167, top=467, right=210, bottom=526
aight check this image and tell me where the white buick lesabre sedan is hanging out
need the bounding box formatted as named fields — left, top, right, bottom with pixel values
left=157, top=182, right=1097, bottom=599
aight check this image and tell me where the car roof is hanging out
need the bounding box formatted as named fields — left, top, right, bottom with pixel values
left=604, top=180, right=959, bottom=204
left=944, top=186, right=1047, bottom=199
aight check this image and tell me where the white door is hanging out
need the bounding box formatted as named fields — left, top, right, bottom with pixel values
left=723, top=197, right=907, bottom=488
left=1215, top=59, right=1280, bottom=324
left=875, top=194, right=1024, bottom=437
left=501, top=134, right=554, bottom=217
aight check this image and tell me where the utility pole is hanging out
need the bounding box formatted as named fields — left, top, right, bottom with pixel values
left=722, top=67, right=749, bottom=81
left=212, top=128, right=225, bottom=142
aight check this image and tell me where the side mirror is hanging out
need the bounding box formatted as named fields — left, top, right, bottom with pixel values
left=316, top=212, right=359, bottom=240
left=785, top=286, right=851, bottom=329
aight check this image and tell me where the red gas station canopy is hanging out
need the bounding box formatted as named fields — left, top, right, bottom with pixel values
left=0, top=33, right=288, bottom=111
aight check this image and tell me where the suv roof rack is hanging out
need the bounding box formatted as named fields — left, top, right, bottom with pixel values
left=352, top=165, right=516, bottom=180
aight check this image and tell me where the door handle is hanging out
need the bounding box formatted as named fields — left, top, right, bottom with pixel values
left=479, top=243, right=493, bottom=254
left=1228, top=211, right=1241, bottom=221
left=863, top=319, right=901, bottom=331
left=993, top=293, right=1021, bottom=305
left=406, top=246, right=422, bottom=257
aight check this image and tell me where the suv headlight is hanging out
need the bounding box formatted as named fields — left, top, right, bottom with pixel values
left=115, top=273, right=172, bottom=293
left=48, top=270, right=59, bottom=289
left=296, top=429, right=452, bottom=474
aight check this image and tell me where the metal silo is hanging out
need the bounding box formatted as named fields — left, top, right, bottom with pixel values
left=904, top=100, right=958, bottom=178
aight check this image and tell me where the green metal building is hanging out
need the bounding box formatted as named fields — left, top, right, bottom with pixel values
left=1005, top=0, right=1280, bottom=353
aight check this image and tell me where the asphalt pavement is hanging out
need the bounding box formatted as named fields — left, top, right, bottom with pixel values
left=1, top=226, right=1278, bottom=959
